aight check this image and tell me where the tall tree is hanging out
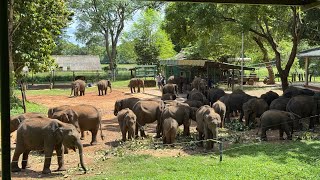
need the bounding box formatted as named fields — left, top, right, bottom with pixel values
left=72, top=0, right=155, bottom=80
left=8, top=0, right=71, bottom=76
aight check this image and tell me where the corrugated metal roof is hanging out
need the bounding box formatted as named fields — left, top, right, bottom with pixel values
left=52, top=55, right=102, bottom=71
left=297, top=48, right=320, bottom=58
left=160, top=60, right=207, bottom=66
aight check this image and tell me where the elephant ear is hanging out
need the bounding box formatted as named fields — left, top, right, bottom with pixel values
left=65, top=109, right=80, bottom=132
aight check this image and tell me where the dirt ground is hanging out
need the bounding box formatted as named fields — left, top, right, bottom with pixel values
left=9, top=85, right=285, bottom=179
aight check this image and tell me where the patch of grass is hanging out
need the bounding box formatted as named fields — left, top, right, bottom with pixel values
left=10, top=100, right=47, bottom=116
left=80, top=140, right=320, bottom=179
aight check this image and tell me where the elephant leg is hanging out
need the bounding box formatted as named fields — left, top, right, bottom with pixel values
left=130, top=86, right=133, bottom=93
left=283, top=124, right=292, bottom=140
left=239, top=110, right=244, bottom=123
left=163, top=135, right=167, bottom=144
left=21, top=150, right=31, bottom=169
left=155, top=119, right=162, bottom=138
left=42, top=146, right=54, bottom=174
left=279, top=128, right=285, bottom=140
left=122, top=130, right=127, bottom=142
left=55, top=144, right=66, bottom=171
left=197, top=132, right=204, bottom=147
left=183, top=120, right=191, bottom=136
left=140, top=127, right=146, bottom=138
left=138, top=86, right=140, bottom=93
left=105, top=88, right=107, bottom=95
left=80, top=130, right=85, bottom=140
left=261, top=127, right=268, bottom=141
left=11, top=148, right=23, bottom=172
left=90, top=129, right=98, bottom=145
left=205, top=128, right=213, bottom=150
left=135, top=123, right=139, bottom=138
left=309, top=117, right=315, bottom=131
left=128, top=128, right=133, bottom=141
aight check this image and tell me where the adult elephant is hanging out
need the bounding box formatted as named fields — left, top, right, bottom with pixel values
left=160, top=103, right=197, bottom=137
left=70, top=79, right=86, bottom=96
left=269, top=96, right=290, bottom=111
left=132, top=100, right=165, bottom=137
left=259, top=110, right=299, bottom=141
left=286, top=95, right=320, bottom=130
left=162, top=83, right=178, bottom=95
left=97, top=79, right=112, bottom=96
left=114, top=97, right=141, bottom=116
left=207, top=88, right=225, bottom=106
left=129, top=78, right=145, bottom=93
left=11, top=117, right=86, bottom=174
left=196, top=105, right=221, bottom=150
left=242, top=98, right=269, bottom=127
left=51, top=104, right=104, bottom=145
left=10, top=112, right=45, bottom=133
left=187, top=88, right=210, bottom=105
left=283, top=86, right=314, bottom=98
left=260, top=91, right=279, bottom=106
left=225, top=91, right=256, bottom=122
left=48, top=105, right=71, bottom=118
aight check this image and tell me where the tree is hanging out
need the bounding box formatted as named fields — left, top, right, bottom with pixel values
left=116, top=40, right=137, bottom=64
left=164, top=3, right=314, bottom=90
left=72, top=0, right=155, bottom=80
left=127, top=8, right=175, bottom=64
left=8, top=0, right=71, bottom=76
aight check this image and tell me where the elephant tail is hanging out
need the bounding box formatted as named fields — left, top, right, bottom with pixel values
left=99, top=121, right=105, bottom=140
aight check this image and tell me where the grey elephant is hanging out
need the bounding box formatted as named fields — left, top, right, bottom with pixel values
left=51, top=104, right=104, bottom=145
left=162, top=83, right=178, bottom=95
left=242, top=98, right=269, bottom=127
left=10, top=112, right=45, bottom=133
left=207, top=88, right=226, bottom=106
left=225, top=91, right=256, bottom=122
left=283, top=86, right=314, bottom=98
left=48, top=105, right=71, bottom=118
left=259, top=110, right=298, bottom=141
left=286, top=95, right=320, bottom=130
left=260, top=91, right=279, bottom=106
left=162, top=117, right=179, bottom=145
left=191, top=77, right=207, bottom=94
left=167, top=75, right=186, bottom=93
left=183, top=100, right=204, bottom=108
left=132, top=100, right=165, bottom=137
left=114, top=97, right=141, bottom=116
left=117, top=108, right=136, bottom=141
left=11, top=117, right=86, bottom=174
left=187, top=88, right=210, bottom=105
left=196, top=105, right=221, bottom=150
left=129, top=78, right=145, bottom=93
left=70, top=79, right=86, bottom=96
left=269, top=96, right=290, bottom=111
left=212, top=100, right=226, bottom=128
left=160, top=103, right=197, bottom=137
left=161, top=93, right=177, bottom=101
left=97, top=79, right=112, bottom=96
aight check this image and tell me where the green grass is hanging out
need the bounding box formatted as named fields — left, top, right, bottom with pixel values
left=80, top=140, right=320, bottom=179
left=10, top=100, right=48, bottom=116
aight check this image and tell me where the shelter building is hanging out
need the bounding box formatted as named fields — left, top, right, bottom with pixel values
left=52, top=55, right=102, bottom=71
left=297, top=47, right=320, bottom=90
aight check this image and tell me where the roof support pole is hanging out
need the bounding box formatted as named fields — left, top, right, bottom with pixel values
left=241, top=32, right=244, bottom=90
left=305, top=57, right=309, bottom=86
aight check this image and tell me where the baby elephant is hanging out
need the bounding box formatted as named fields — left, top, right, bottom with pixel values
left=10, top=112, right=45, bottom=133
left=259, top=110, right=298, bottom=141
left=117, top=108, right=136, bottom=141
left=162, top=117, right=179, bottom=145
left=97, top=79, right=112, bottom=96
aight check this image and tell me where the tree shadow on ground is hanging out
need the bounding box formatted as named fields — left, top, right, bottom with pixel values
left=11, top=169, right=64, bottom=179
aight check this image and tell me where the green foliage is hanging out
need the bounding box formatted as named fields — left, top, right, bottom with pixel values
left=116, top=41, right=137, bottom=64
left=12, top=0, right=71, bottom=75
left=134, top=35, right=160, bottom=65
left=52, top=39, right=87, bottom=55
left=10, top=99, right=48, bottom=115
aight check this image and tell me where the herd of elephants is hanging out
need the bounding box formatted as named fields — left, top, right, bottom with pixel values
left=9, top=76, right=320, bottom=174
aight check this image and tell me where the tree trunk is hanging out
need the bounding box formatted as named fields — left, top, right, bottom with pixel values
left=252, top=36, right=275, bottom=84
left=280, top=71, right=289, bottom=91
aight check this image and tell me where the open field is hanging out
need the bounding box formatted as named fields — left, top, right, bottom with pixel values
left=7, top=83, right=320, bottom=179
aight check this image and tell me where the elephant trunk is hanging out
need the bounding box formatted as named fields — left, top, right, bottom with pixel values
left=76, top=140, right=87, bottom=173
left=70, top=87, right=73, bottom=96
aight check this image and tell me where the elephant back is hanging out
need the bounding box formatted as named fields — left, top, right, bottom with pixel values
left=48, top=105, right=71, bottom=118
left=260, top=91, right=279, bottom=105
left=132, top=100, right=164, bottom=125
left=207, top=88, right=225, bottom=104
left=286, top=95, right=315, bottom=117
left=269, top=96, right=290, bottom=111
